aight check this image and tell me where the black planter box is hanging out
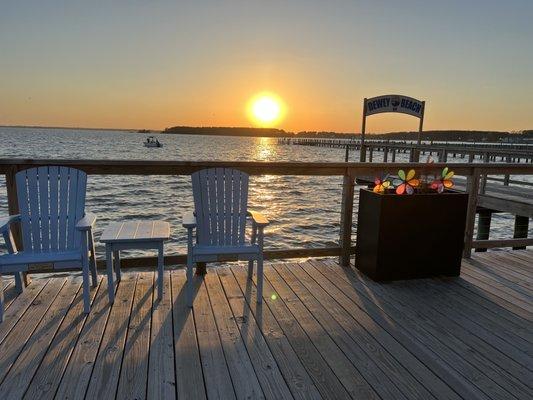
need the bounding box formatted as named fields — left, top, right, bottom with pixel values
left=355, top=188, right=468, bottom=281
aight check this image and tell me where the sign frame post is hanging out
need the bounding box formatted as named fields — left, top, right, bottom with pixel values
left=414, top=100, right=426, bottom=161
left=360, top=94, right=425, bottom=162
left=359, top=98, right=367, bottom=162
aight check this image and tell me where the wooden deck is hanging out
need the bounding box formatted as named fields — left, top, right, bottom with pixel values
left=0, top=251, right=532, bottom=400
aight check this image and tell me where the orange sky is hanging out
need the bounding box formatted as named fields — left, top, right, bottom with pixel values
left=1, top=1, right=532, bottom=133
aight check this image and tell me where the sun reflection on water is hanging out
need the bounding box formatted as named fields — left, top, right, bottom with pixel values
left=254, top=137, right=277, bottom=161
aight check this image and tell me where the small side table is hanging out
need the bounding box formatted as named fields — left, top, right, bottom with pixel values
left=100, top=220, right=171, bottom=303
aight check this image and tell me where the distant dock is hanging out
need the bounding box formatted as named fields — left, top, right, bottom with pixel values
left=277, top=137, right=533, bottom=163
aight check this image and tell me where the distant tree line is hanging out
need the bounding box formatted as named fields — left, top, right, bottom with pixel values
left=163, top=126, right=288, bottom=137
left=163, top=126, right=533, bottom=142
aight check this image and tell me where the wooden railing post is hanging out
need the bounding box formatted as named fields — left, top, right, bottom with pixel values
left=513, top=216, right=529, bottom=250
left=463, top=170, right=481, bottom=258
left=360, top=145, right=367, bottom=162
left=475, top=210, right=492, bottom=252
left=5, top=167, right=22, bottom=249
left=5, top=166, right=30, bottom=286
left=339, top=171, right=355, bottom=267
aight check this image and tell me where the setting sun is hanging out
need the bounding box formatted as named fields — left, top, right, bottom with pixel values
left=248, top=93, right=285, bottom=127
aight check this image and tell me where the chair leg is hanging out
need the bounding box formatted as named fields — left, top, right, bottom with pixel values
left=0, top=275, right=4, bottom=322
left=186, top=257, right=194, bottom=308
left=113, top=251, right=121, bottom=282
left=256, top=227, right=265, bottom=304
left=82, top=259, right=90, bottom=314
left=106, top=246, right=115, bottom=304
left=80, top=233, right=91, bottom=314
left=14, top=272, right=24, bottom=294
left=88, top=230, right=98, bottom=288
left=247, top=260, right=254, bottom=279
left=157, top=243, right=164, bottom=300
left=256, top=255, right=263, bottom=304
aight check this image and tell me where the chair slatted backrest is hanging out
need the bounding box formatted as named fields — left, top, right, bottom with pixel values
left=191, top=168, right=249, bottom=246
left=16, top=166, right=87, bottom=253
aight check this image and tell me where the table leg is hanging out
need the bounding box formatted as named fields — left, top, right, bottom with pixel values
left=106, top=245, right=115, bottom=304
left=157, top=242, right=164, bottom=300
left=113, top=250, right=121, bottom=282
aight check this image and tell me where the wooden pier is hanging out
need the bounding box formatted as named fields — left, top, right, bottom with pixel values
left=278, top=137, right=533, bottom=163
left=0, top=251, right=531, bottom=399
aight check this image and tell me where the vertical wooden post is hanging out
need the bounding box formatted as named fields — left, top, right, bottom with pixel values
left=5, top=166, right=30, bottom=286
left=479, top=152, right=490, bottom=194
left=463, top=171, right=480, bottom=258
left=339, top=172, right=355, bottom=267
left=504, top=155, right=511, bottom=185
left=411, top=101, right=424, bottom=163
left=417, top=101, right=425, bottom=146
left=513, top=216, right=529, bottom=250
left=391, top=149, right=396, bottom=162
left=475, top=210, right=492, bottom=252
left=344, top=145, right=349, bottom=162
left=368, top=147, right=373, bottom=162
left=383, top=147, right=388, bottom=162
left=360, top=98, right=367, bottom=162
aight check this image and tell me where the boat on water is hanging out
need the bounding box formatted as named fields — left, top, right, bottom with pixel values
left=144, top=136, right=163, bottom=148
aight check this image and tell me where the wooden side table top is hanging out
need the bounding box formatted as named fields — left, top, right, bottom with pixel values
left=100, top=220, right=171, bottom=243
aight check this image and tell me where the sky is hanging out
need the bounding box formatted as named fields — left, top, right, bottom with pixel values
left=1, top=0, right=532, bottom=133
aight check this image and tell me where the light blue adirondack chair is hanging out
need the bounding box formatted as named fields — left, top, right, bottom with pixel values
left=183, top=168, right=269, bottom=307
left=0, top=166, right=97, bottom=321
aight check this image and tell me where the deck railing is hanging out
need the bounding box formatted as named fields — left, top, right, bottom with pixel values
left=1, top=159, right=532, bottom=270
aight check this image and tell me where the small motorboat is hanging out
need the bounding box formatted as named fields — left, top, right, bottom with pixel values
left=144, top=136, right=163, bottom=148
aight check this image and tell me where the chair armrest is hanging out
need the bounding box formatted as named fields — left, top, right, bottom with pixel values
left=248, top=210, right=269, bottom=227
left=0, top=214, right=20, bottom=233
left=76, top=212, right=96, bottom=231
left=182, top=211, right=196, bottom=228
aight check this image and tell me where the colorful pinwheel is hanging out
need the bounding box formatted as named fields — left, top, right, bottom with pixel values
left=431, top=167, right=454, bottom=193
left=393, top=169, right=420, bottom=195
left=373, top=176, right=391, bottom=193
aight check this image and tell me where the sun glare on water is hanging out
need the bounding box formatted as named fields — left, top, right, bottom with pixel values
left=248, top=93, right=285, bottom=127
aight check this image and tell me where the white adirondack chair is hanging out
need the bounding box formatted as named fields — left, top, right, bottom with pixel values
left=0, top=166, right=97, bottom=321
left=183, top=168, right=269, bottom=307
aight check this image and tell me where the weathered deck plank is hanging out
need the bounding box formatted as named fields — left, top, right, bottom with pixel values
left=0, top=250, right=531, bottom=399
left=84, top=273, right=137, bottom=399
left=194, top=271, right=236, bottom=400
left=23, top=277, right=102, bottom=400
left=0, top=277, right=80, bottom=399
left=55, top=277, right=112, bottom=400
left=171, top=270, right=206, bottom=400
left=0, top=278, right=66, bottom=385
left=117, top=272, right=153, bottom=400
left=217, top=266, right=323, bottom=400
left=147, top=271, right=175, bottom=400
left=204, top=268, right=265, bottom=399
left=277, top=262, right=460, bottom=400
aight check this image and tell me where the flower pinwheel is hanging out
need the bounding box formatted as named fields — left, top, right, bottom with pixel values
left=431, top=167, right=454, bottom=193
left=373, top=176, right=391, bottom=193
left=393, top=169, right=420, bottom=195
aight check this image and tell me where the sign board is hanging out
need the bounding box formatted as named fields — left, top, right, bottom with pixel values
left=365, top=94, right=424, bottom=118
